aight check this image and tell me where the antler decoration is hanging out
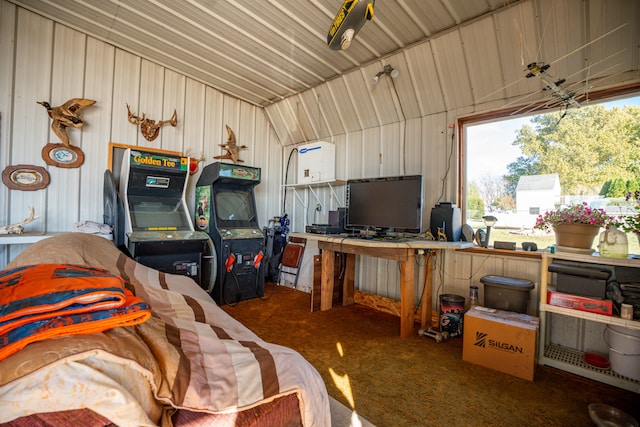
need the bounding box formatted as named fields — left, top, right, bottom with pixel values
left=184, top=148, right=206, bottom=175
left=126, top=104, right=178, bottom=141
left=0, top=207, right=40, bottom=235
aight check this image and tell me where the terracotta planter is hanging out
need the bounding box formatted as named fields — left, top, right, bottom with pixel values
left=553, top=223, right=601, bottom=249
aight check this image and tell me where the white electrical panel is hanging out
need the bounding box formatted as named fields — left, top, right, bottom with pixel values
left=297, top=141, right=335, bottom=183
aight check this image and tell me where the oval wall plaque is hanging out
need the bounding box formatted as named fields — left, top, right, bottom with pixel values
left=2, top=165, right=50, bottom=190
left=42, top=143, right=84, bottom=168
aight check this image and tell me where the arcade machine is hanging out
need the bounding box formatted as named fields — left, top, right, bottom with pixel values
left=115, top=148, right=213, bottom=290
left=195, top=162, right=265, bottom=305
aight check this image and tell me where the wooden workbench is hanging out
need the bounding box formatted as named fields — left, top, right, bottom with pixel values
left=290, top=233, right=472, bottom=338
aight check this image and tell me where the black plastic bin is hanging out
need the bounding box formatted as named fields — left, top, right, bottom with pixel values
left=480, top=275, right=534, bottom=314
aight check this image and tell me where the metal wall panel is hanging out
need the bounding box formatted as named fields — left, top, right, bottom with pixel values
left=406, top=42, right=447, bottom=117
left=0, top=0, right=17, bottom=266
left=160, top=70, right=186, bottom=154
left=80, top=38, right=115, bottom=224
left=489, top=1, right=540, bottom=105
left=112, top=51, right=142, bottom=146
left=0, top=9, right=281, bottom=269
left=328, top=77, right=362, bottom=134
left=379, top=122, right=402, bottom=176
left=461, top=16, right=504, bottom=104
left=342, top=71, right=379, bottom=130
left=386, top=52, right=421, bottom=121
left=431, top=30, right=475, bottom=112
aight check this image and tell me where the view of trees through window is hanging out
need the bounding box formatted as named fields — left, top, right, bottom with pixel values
left=464, top=94, right=640, bottom=251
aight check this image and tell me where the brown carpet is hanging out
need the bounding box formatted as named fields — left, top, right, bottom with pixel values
left=221, top=285, right=639, bottom=427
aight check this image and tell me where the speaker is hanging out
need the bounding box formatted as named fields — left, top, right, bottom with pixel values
left=429, top=202, right=462, bottom=241
left=329, top=207, right=347, bottom=229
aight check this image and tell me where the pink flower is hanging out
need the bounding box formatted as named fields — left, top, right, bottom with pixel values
left=534, top=202, right=613, bottom=233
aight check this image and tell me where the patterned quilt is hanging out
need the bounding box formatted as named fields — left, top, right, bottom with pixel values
left=0, top=233, right=329, bottom=426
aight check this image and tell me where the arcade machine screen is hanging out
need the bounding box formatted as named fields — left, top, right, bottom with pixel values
left=214, top=189, right=256, bottom=224
left=129, top=196, right=192, bottom=230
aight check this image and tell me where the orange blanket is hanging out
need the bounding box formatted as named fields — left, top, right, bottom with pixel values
left=0, top=263, right=151, bottom=361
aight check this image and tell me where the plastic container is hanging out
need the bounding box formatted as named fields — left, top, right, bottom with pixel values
left=439, top=294, right=465, bottom=337
left=466, top=285, right=479, bottom=311
left=598, top=225, right=629, bottom=259
left=605, top=325, right=640, bottom=381
left=480, top=275, right=534, bottom=314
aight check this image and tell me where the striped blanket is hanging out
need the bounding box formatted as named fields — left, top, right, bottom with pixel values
left=0, top=233, right=329, bottom=426
left=0, top=263, right=151, bottom=361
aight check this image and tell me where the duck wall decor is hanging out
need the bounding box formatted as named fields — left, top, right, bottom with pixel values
left=37, top=98, right=96, bottom=146
left=126, top=104, right=178, bottom=142
left=38, top=98, right=94, bottom=168
left=213, top=125, right=247, bottom=164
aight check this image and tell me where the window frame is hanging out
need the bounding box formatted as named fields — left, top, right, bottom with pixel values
left=457, top=83, right=640, bottom=221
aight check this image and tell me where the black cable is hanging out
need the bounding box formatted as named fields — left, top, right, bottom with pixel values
left=437, top=128, right=456, bottom=204
left=221, top=243, right=240, bottom=306
left=223, top=270, right=241, bottom=307
left=282, top=148, right=298, bottom=215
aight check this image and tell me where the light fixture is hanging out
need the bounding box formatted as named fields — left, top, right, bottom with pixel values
left=341, top=29, right=355, bottom=50
left=372, top=65, right=399, bottom=84
left=482, top=215, right=498, bottom=248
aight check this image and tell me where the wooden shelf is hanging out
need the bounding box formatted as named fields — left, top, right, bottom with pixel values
left=0, top=232, right=62, bottom=245
left=282, top=179, right=346, bottom=188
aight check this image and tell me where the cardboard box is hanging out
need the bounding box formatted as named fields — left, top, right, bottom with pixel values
left=463, top=306, right=539, bottom=381
left=547, top=288, right=613, bottom=316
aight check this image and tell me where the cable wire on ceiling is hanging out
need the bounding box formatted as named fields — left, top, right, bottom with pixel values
left=281, top=147, right=298, bottom=215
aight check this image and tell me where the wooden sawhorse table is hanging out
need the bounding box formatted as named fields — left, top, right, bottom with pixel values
left=315, top=236, right=472, bottom=338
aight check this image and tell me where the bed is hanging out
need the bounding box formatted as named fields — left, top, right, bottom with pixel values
left=0, top=233, right=330, bottom=426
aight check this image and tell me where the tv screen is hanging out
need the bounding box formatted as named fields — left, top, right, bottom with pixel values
left=346, top=175, right=423, bottom=234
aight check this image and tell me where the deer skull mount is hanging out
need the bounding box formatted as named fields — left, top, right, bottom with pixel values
left=126, top=104, right=178, bottom=141
left=0, top=207, right=39, bottom=235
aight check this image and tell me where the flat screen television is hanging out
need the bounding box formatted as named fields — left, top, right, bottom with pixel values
left=346, top=175, right=423, bottom=235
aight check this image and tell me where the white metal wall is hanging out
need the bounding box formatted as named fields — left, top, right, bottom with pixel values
left=0, top=3, right=282, bottom=267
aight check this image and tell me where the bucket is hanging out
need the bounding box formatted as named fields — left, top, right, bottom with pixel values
left=604, top=325, right=640, bottom=381
left=439, top=294, right=465, bottom=337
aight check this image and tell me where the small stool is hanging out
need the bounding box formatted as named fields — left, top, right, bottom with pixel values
left=480, top=275, right=534, bottom=314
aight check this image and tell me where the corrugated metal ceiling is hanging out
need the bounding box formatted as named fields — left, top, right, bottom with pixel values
left=8, top=0, right=520, bottom=107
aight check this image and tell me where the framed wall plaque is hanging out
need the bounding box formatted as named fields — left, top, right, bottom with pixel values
left=2, top=165, right=50, bottom=190
left=42, top=143, right=84, bottom=168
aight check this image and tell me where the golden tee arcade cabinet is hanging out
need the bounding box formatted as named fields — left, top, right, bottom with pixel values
left=119, top=148, right=212, bottom=288
left=195, top=162, right=265, bottom=305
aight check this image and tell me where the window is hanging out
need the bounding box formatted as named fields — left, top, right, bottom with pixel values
left=461, top=93, right=640, bottom=251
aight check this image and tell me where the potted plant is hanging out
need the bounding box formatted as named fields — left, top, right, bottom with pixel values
left=618, top=191, right=640, bottom=242
left=534, top=202, right=613, bottom=249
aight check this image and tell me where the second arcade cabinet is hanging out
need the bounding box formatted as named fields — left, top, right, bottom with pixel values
left=195, top=162, right=265, bottom=305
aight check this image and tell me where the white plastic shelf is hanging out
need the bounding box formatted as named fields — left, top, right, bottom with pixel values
left=542, top=344, right=640, bottom=393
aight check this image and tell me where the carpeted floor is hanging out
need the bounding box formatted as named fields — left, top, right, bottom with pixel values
left=221, top=285, right=639, bottom=427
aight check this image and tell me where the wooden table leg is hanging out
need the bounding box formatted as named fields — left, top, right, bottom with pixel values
left=320, top=249, right=336, bottom=311
left=399, top=251, right=415, bottom=338
left=342, top=253, right=355, bottom=306
left=420, top=252, right=434, bottom=330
